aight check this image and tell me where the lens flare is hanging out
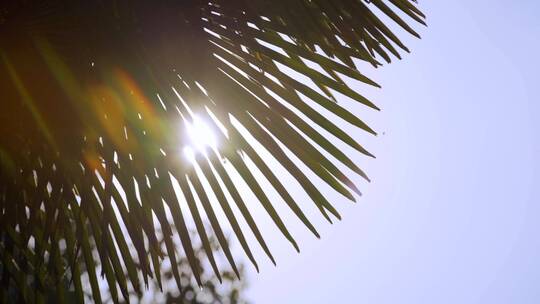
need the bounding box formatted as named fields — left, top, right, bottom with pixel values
left=183, top=115, right=217, bottom=162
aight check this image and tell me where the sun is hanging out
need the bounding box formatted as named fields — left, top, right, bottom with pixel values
left=183, top=115, right=217, bottom=162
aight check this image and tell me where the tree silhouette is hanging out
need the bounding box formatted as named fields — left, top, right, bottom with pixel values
left=0, top=1, right=425, bottom=302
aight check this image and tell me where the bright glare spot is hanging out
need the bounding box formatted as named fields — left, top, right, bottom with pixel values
left=187, top=115, right=217, bottom=149
left=183, top=115, right=217, bottom=163
left=183, top=146, right=196, bottom=163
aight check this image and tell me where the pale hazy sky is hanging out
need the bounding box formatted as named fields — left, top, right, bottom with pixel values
left=238, top=1, right=540, bottom=303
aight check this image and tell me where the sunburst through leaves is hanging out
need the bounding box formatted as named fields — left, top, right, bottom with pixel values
left=0, top=1, right=425, bottom=302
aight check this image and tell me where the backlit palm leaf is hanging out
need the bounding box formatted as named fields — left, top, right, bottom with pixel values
left=0, top=1, right=425, bottom=302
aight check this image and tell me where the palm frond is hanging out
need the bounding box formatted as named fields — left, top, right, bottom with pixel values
left=0, top=0, right=425, bottom=302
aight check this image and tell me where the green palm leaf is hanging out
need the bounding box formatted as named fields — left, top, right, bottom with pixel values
left=0, top=0, right=425, bottom=302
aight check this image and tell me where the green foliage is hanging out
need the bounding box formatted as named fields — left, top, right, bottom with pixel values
left=2, top=226, right=248, bottom=303
left=85, top=227, right=249, bottom=303
left=0, top=1, right=424, bottom=302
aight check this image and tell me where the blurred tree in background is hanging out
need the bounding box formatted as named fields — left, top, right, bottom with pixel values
left=3, top=226, right=248, bottom=303
left=85, top=227, right=248, bottom=304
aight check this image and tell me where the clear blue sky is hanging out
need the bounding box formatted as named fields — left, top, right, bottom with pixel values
left=238, top=1, right=540, bottom=303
